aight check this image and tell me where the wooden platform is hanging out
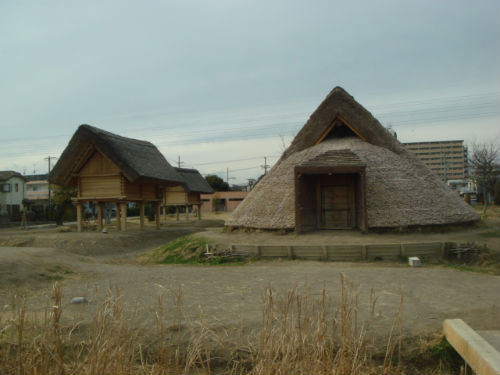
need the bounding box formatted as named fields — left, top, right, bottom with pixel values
left=443, top=319, right=500, bottom=375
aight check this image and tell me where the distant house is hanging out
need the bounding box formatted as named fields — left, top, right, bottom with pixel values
left=200, top=191, right=248, bottom=213
left=162, top=168, right=214, bottom=218
left=0, top=171, right=26, bottom=219
left=24, top=174, right=50, bottom=209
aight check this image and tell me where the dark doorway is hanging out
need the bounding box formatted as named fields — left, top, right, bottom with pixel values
left=295, top=167, right=367, bottom=233
left=319, top=175, right=355, bottom=229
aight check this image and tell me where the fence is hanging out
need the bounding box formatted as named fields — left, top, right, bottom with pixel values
left=228, top=241, right=450, bottom=261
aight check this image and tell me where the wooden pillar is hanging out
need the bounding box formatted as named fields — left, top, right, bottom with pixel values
left=163, top=206, right=167, bottom=223
left=116, top=202, right=121, bottom=231
left=197, top=204, right=201, bottom=220
left=185, top=205, right=189, bottom=221
left=120, top=202, right=127, bottom=231
left=97, top=202, right=104, bottom=231
left=76, top=203, right=82, bottom=232
left=176, top=206, right=179, bottom=221
left=139, top=202, right=145, bottom=230
left=155, top=203, right=161, bottom=229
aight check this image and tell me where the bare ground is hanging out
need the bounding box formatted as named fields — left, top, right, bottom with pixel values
left=0, top=208, right=498, bottom=344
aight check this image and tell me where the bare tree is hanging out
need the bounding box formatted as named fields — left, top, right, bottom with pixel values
left=469, top=141, right=500, bottom=214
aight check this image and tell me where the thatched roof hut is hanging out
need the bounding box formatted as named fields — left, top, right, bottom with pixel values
left=174, top=168, right=214, bottom=195
left=226, top=87, right=479, bottom=232
left=51, top=124, right=184, bottom=186
left=50, top=124, right=192, bottom=232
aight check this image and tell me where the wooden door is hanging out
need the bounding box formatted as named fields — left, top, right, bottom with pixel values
left=319, top=175, right=355, bottom=229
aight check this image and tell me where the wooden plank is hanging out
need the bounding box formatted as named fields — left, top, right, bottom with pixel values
left=79, top=151, right=120, bottom=176
left=120, top=202, right=127, bottom=231
left=444, top=319, right=500, bottom=375
left=97, top=202, right=103, bottom=230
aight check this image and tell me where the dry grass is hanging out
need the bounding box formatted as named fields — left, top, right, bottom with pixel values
left=248, top=276, right=403, bottom=375
left=0, top=277, right=455, bottom=375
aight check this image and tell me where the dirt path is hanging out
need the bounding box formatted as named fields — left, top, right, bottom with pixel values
left=1, top=248, right=498, bottom=342
left=0, top=218, right=498, bottom=343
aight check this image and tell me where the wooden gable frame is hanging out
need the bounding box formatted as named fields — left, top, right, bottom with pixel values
left=314, top=115, right=367, bottom=145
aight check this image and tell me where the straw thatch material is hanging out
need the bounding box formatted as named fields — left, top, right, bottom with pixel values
left=51, top=124, right=184, bottom=185
left=175, top=168, right=214, bottom=194
left=226, top=87, right=479, bottom=230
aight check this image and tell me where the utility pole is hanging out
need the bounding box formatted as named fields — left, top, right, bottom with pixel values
left=226, top=168, right=235, bottom=184
left=44, top=156, right=57, bottom=208
left=261, top=157, right=270, bottom=175
left=177, top=155, right=184, bottom=168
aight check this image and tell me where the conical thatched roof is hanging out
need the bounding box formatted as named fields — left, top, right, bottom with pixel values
left=226, top=87, right=479, bottom=230
left=50, top=124, right=184, bottom=186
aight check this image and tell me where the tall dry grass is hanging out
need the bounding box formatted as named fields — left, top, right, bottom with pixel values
left=249, top=276, right=402, bottom=374
left=0, top=277, right=404, bottom=374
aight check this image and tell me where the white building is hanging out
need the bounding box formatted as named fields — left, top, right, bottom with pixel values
left=24, top=174, right=49, bottom=207
left=0, top=171, right=26, bottom=217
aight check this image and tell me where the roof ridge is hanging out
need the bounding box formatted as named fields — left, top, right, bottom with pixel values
left=79, top=124, right=155, bottom=147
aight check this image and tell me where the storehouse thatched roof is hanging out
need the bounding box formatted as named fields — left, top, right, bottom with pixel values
left=175, top=168, right=214, bottom=194
left=226, top=87, right=479, bottom=230
left=50, top=125, right=184, bottom=186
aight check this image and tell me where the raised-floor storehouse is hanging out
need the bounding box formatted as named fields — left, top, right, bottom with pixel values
left=162, top=167, right=214, bottom=219
left=50, top=124, right=186, bottom=231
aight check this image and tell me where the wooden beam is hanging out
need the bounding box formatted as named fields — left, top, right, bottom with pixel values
left=139, top=202, right=145, bottom=230
left=76, top=203, right=82, bottom=233
left=163, top=206, right=167, bottom=223
left=176, top=206, right=179, bottom=221
left=97, top=202, right=104, bottom=231
left=120, top=202, right=127, bottom=231
left=116, top=202, right=121, bottom=231
left=314, top=116, right=367, bottom=146
left=72, top=196, right=127, bottom=202
left=185, top=205, right=189, bottom=221
left=198, top=204, right=201, bottom=220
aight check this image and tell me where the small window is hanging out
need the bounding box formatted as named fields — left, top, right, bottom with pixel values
left=1, top=184, right=11, bottom=192
left=15, top=184, right=19, bottom=192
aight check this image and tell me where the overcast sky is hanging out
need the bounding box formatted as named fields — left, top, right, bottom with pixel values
left=1, top=0, right=499, bottom=184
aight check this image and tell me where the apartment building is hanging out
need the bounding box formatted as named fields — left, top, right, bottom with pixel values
left=404, top=140, right=468, bottom=181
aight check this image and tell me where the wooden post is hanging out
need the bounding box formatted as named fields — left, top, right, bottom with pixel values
left=76, top=203, right=82, bottom=232
left=176, top=206, right=179, bottom=221
left=197, top=204, right=201, bottom=220
left=163, top=206, right=167, bottom=223
left=322, top=246, right=328, bottom=260
left=116, top=202, right=121, bottom=231
left=97, top=202, right=104, bottom=231
left=139, top=202, right=145, bottom=230
left=155, top=203, right=161, bottom=229
left=120, top=202, right=127, bottom=231
left=185, top=205, right=189, bottom=221
left=361, top=245, right=367, bottom=260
